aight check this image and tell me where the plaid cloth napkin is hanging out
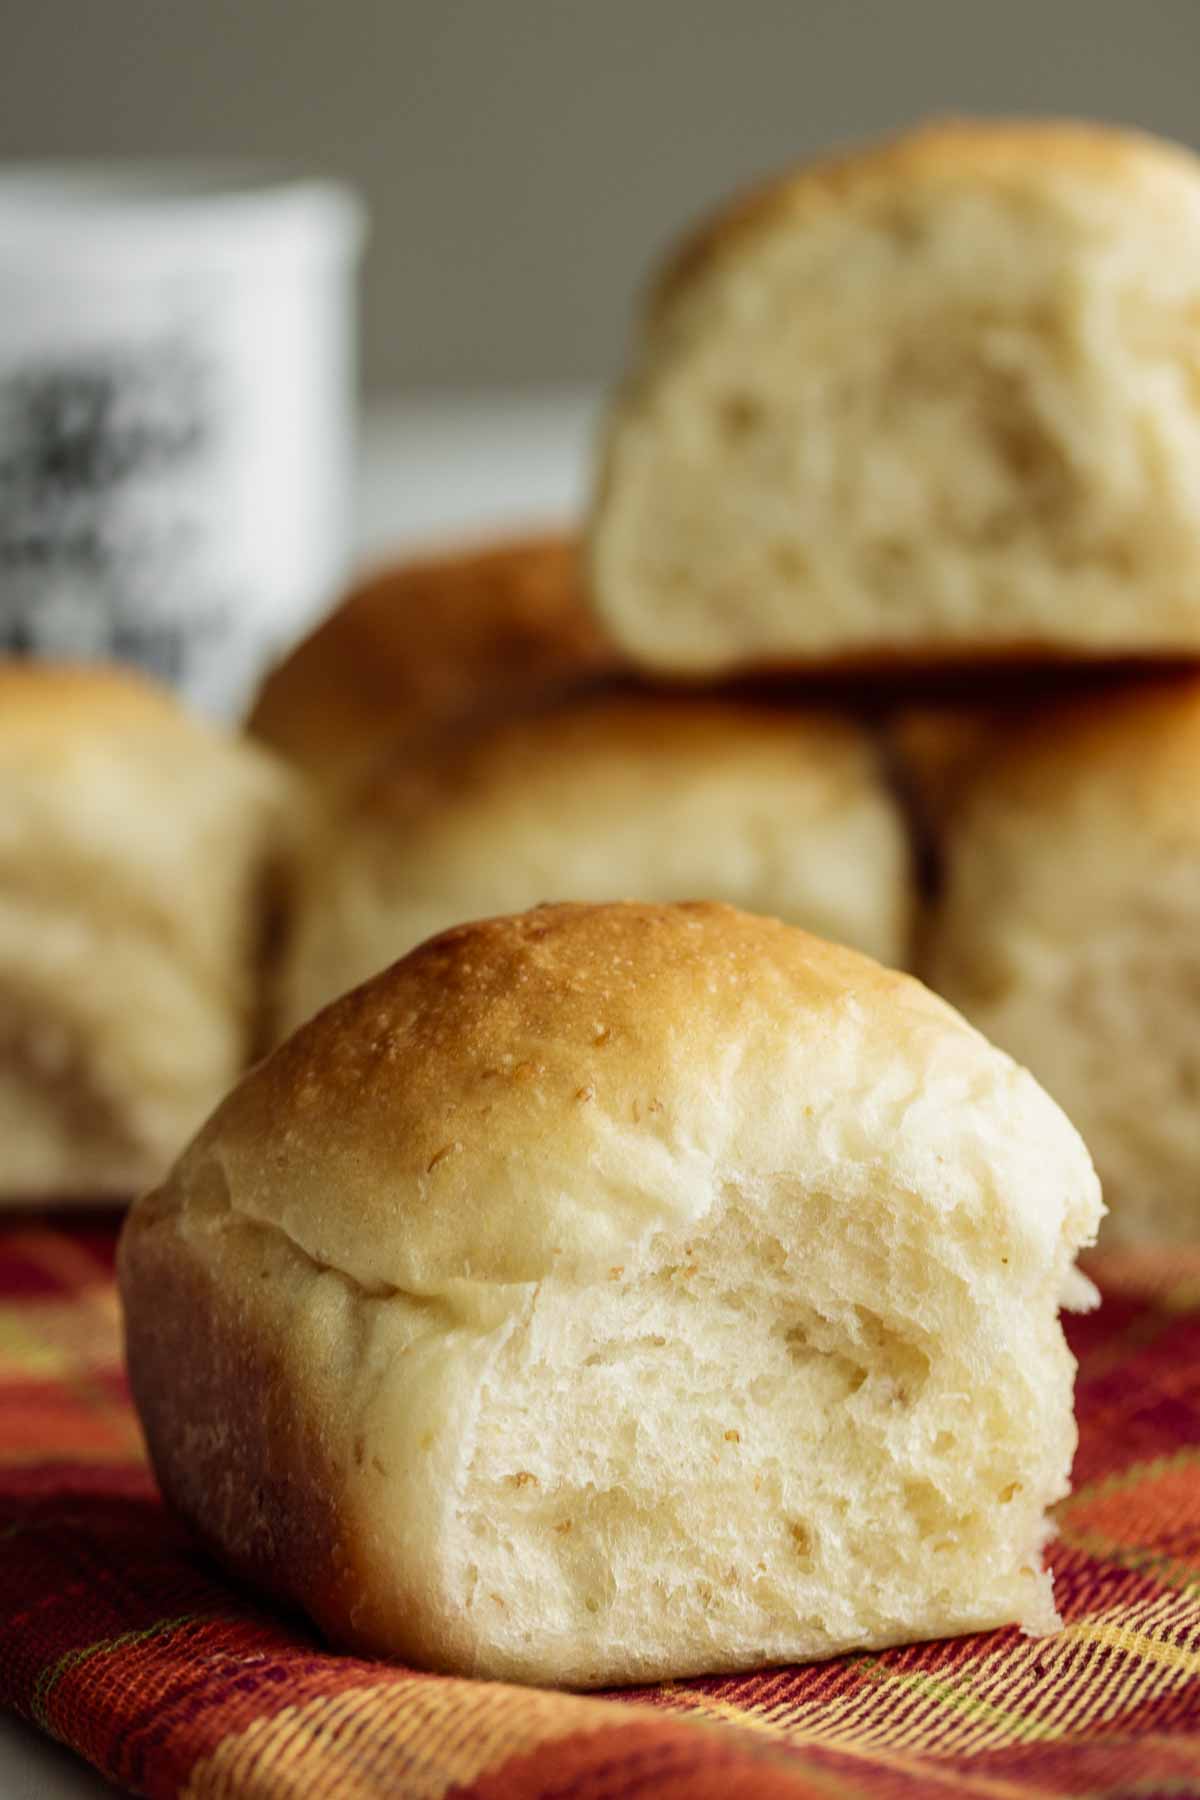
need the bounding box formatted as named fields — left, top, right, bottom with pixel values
left=3, top=1220, right=1200, bottom=1798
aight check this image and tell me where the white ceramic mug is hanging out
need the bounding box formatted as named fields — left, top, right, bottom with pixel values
left=0, top=164, right=365, bottom=716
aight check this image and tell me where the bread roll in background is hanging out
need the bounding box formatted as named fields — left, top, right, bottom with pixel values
left=0, top=662, right=300, bottom=1203
left=278, top=693, right=913, bottom=1035
left=120, top=901, right=1101, bottom=1686
left=923, top=678, right=1200, bottom=1244
left=590, top=119, right=1200, bottom=677
left=247, top=530, right=616, bottom=794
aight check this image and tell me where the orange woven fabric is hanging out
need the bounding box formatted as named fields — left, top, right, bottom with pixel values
left=3, top=1219, right=1200, bottom=1798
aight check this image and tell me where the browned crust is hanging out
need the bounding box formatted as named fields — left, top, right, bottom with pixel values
left=653, top=117, right=1200, bottom=314
left=246, top=530, right=619, bottom=787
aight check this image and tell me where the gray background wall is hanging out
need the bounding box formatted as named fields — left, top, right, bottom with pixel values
left=3, top=0, right=1198, bottom=392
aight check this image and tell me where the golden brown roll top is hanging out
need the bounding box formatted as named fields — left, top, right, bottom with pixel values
left=247, top=530, right=617, bottom=793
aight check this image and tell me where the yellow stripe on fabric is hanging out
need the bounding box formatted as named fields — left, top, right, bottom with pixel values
left=660, top=1592, right=1200, bottom=1767
left=665, top=1690, right=1034, bottom=1800
left=0, top=1307, right=72, bottom=1376
left=830, top=1595, right=1199, bottom=1758
left=1084, top=1606, right=1200, bottom=1679
left=182, top=1674, right=634, bottom=1800
left=1057, top=1447, right=1200, bottom=1515
left=31, top=1614, right=204, bottom=1733
left=27, top=1294, right=125, bottom=1373
left=1039, top=1591, right=1200, bottom=1745
left=658, top=1668, right=1036, bottom=1796
left=1042, top=1632, right=1176, bottom=1757
left=900, top=1594, right=1200, bottom=1753
left=850, top=1632, right=1100, bottom=1757
left=856, top=1633, right=1098, bottom=1756
left=662, top=1651, right=1037, bottom=1760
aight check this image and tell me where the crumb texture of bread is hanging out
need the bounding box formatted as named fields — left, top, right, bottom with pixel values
left=121, top=901, right=1101, bottom=1686
left=247, top=531, right=615, bottom=793
left=0, top=661, right=302, bottom=1199
left=279, top=695, right=913, bottom=1035
left=589, top=119, right=1200, bottom=674
left=924, top=679, right=1200, bottom=1245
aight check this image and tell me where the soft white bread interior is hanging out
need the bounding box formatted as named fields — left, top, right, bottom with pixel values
left=278, top=694, right=913, bottom=1035
left=589, top=119, right=1200, bottom=675
left=0, top=662, right=299, bottom=1202
left=924, top=678, right=1200, bottom=1246
left=120, top=901, right=1101, bottom=1687
left=247, top=530, right=615, bottom=794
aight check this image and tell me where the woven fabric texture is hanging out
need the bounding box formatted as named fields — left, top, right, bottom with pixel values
left=2, top=1219, right=1200, bottom=1798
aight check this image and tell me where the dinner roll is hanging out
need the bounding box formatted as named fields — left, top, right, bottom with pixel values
left=247, top=530, right=615, bottom=792
left=924, top=679, right=1200, bottom=1244
left=590, top=119, right=1200, bottom=676
left=120, top=902, right=1101, bottom=1686
left=278, top=693, right=913, bottom=1034
left=0, top=662, right=298, bottom=1203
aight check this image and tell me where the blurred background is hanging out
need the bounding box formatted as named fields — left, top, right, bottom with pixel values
left=4, top=0, right=1200, bottom=396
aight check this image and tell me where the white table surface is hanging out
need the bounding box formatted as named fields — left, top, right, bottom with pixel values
left=0, top=385, right=597, bottom=1800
